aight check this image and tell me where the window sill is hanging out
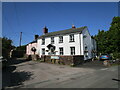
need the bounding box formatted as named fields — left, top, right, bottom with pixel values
left=69, top=41, right=75, bottom=42
left=59, top=42, right=63, bottom=43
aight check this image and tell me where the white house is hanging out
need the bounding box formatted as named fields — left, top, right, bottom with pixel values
left=37, top=25, right=97, bottom=60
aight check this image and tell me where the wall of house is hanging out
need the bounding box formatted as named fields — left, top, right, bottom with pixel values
left=82, top=28, right=96, bottom=60
left=37, top=33, right=82, bottom=57
left=91, top=38, right=97, bottom=57
left=26, top=43, right=37, bottom=55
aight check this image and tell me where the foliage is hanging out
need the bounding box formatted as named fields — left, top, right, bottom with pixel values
left=16, top=45, right=26, bottom=51
left=1, top=37, right=15, bottom=58
left=12, top=45, right=27, bottom=58
left=94, top=16, right=120, bottom=59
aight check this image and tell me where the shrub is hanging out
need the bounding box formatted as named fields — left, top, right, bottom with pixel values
left=113, top=52, right=120, bottom=60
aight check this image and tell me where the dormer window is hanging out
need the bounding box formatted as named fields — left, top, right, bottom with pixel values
left=51, top=37, right=54, bottom=44
left=69, top=34, right=74, bottom=42
left=59, top=36, right=63, bottom=43
left=42, top=38, right=45, bottom=45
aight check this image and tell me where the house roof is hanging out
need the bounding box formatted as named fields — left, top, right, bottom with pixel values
left=27, top=40, right=37, bottom=45
left=38, top=26, right=87, bottom=39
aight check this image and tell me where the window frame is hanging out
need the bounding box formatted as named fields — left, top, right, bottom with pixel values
left=59, top=36, right=63, bottom=43
left=59, top=47, right=64, bottom=55
left=70, top=47, right=75, bottom=55
left=42, top=38, right=45, bottom=45
left=51, top=37, right=54, bottom=44
left=69, top=34, right=75, bottom=42
left=42, top=48, right=45, bottom=55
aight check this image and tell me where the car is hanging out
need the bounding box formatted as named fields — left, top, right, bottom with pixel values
left=99, top=54, right=112, bottom=61
left=0, top=56, right=7, bottom=68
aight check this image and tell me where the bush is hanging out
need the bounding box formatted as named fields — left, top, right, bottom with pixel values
left=113, top=52, right=120, bottom=60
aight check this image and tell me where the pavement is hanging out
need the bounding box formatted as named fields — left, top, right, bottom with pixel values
left=2, top=58, right=119, bottom=88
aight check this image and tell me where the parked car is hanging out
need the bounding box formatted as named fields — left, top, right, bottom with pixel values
left=99, top=54, right=112, bottom=61
left=0, top=56, right=7, bottom=68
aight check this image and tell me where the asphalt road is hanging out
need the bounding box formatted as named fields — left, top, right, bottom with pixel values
left=33, top=66, right=118, bottom=88
left=2, top=59, right=119, bottom=88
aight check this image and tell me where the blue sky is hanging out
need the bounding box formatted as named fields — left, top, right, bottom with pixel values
left=2, top=2, right=118, bottom=46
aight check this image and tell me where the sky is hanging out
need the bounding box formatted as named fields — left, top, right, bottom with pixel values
left=2, top=2, right=118, bottom=46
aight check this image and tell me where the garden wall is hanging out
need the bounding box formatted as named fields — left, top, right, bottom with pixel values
left=41, top=55, right=84, bottom=66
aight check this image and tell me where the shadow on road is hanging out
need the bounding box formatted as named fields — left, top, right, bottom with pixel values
left=7, top=58, right=30, bottom=66
left=2, top=58, right=33, bottom=88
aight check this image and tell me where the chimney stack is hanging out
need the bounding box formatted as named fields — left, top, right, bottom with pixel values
left=72, top=24, right=76, bottom=28
left=35, top=35, right=39, bottom=41
left=43, top=26, right=48, bottom=34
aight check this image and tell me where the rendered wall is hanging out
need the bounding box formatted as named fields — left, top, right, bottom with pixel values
left=37, top=33, right=81, bottom=57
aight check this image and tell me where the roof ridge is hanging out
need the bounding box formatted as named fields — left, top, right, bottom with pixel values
left=47, top=26, right=87, bottom=34
left=39, top=26, right=87, bottom=38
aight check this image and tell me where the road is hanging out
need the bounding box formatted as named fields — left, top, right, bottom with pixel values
left=2, top=59, right=119, bottom=88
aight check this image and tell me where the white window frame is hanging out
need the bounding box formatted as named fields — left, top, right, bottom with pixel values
left=70, top=47, right=75, bottom=55
left=59, top=36, right=63, bottom=43
left=59, top=47, right=64, bottom=55
left=42, top=48, right=45, bottom=55
left=42, top=38, right=45, bottom=45
left=69, top=34, right=74, bottom=42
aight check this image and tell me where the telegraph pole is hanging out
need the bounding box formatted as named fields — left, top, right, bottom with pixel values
left=19, top=32, right=22, bottom=47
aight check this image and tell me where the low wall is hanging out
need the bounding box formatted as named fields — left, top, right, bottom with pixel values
left=25, top=54, right=39, bottom=60
left=41, top=55, right=84, bottom=66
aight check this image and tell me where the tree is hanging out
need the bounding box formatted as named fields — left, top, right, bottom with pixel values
left=16, top=45, right=26, bottom=51
left=94, top=16, right=120, bottom=59
left=2, top=37, right=15, bottom=59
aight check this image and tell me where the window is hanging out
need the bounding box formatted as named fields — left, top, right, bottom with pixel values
left=51, top=37, right=54, bottom=44
left=42, top=48, right=45, bottom=55
left=59, top=47, right=64, bottom=55
left=69, top=34, right=74, bottom=42
left=59, top=36, right=63, bottom=43
left=70, top=47, right=75, bottom=55
left=84, top=45, right=88, bottom=57
left=85, top=46, right=87, bottom=51
left=83, top=34, right=87, bottom=38
left=42, top=38, right=45, bottom=45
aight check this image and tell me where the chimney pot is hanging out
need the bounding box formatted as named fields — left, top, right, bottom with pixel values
left=72, top=24, right=76, bottom=28
left=35, top=35, right=39, bottom=41
left=43, top=26, right=48, bottom=34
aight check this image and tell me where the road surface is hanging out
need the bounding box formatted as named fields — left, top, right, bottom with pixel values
left=2, top=59, right=119, bottom=88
